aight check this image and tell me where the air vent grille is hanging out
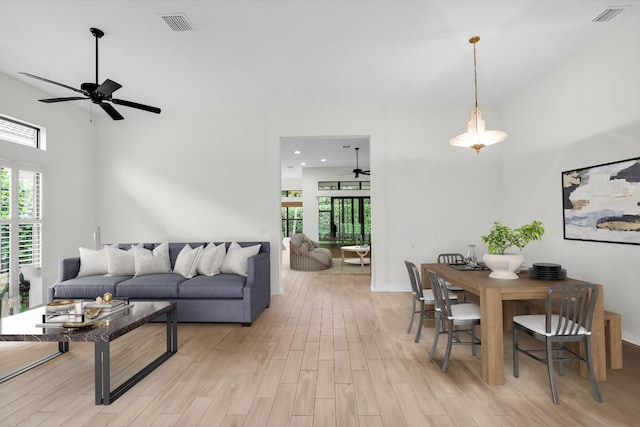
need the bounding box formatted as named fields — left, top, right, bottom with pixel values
left=160, top=13, right=195, bottom=31
left=592, top=8, right=625, bottom=22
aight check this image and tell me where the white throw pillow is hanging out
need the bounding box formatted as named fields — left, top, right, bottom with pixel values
left=133, top=242, right=172, bottom=277
left=174, top=244, right=203, bottom=278
left=221, top=242, right=261, bottom=277
left=77, top=247, right=108, bottom=277
left=197, top=243, right=226, bottom=276
left=106, top=244, right=141, bottom=276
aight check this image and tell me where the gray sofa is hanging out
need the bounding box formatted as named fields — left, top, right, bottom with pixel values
left=48, top=241, right=270, bottom=325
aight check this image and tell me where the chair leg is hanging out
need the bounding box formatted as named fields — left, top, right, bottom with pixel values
left=558, top=345, right=565, bottom=376
left=415, top=301, right=425, bottom=343
left=471, top=324, right=477, bottom=356
left=513, top=327, right=520, bottom=378
left=429, top=311, right=441, bottom=361
left=546, top=339, right=560, bottom=405
left=441, top=320, right=454, bottom=373
left=585, top=337, right=603, bottom=403
left=407, top=297, right=416, bottom=334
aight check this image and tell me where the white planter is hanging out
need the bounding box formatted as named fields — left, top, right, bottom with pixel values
left=482, top=253, right=524, bottom=280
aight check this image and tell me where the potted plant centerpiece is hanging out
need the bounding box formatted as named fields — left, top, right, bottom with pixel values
left=480, top=220, right=544, bottom=279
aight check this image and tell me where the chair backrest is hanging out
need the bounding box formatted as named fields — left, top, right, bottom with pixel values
left=546, top=284, right=598, bottom=335
left=404, top=261, right=423, bottom=300
left=438, top=253, right=465, bottom=264
left=427, top=269, right=453, bottom=317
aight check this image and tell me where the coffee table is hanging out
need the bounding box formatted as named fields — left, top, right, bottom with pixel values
left=341, top=245, right=371, bottom=267
left=0, top=301, right=177, bottom=405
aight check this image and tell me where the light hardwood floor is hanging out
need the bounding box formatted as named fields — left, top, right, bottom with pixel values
left=1, top=260, right=639, bottom=426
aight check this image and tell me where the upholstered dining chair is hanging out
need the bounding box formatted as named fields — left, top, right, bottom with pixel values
left=513, top=284, right=602, bottom=405
left=437, top=253, right=468, bottom=302
left=427, top=269, right=481, bottom=373
left=404, top=261, right=457, bottom=343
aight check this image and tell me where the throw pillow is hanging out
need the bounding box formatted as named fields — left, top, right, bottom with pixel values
left=77, top=247, right=108, bottom=277
left=174, top=244, right=203, bottom=278
left=106, top=244, right=141, bottom=276
left=133, top=241, right=172, bottom=277
left=221, top=242, right=261, bottom=277
left=197, top=243, right=226, bottom=276
left=304, top=237, right=316, bottom=249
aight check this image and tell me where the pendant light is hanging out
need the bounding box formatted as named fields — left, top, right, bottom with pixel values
left=449, top=36, right=507, bottom=154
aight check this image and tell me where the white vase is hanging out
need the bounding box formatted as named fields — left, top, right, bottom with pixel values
left=482, top=253, right=524, bottom=280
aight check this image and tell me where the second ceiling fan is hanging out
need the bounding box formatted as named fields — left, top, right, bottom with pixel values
left=19, top=27, right=161, bottom=120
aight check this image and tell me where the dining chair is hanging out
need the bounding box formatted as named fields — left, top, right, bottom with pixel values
left=513, top=284, right=602, bottom=405
left=427, top=269, right=481, bottom=373
left=404, top=261, right=457, bottom=343
left=437, top=253, right=468, bottom=302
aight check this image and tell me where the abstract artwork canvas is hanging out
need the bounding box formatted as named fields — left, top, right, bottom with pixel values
left=562, top=157, right=640, bottom=245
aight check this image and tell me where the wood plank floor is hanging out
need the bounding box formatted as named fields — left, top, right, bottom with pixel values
left=1, top=263, right=639, bottom=426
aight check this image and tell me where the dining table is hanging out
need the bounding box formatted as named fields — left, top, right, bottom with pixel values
left=421, top=263, right=606, bottom=386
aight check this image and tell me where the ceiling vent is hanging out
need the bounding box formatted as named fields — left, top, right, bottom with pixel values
left=592, top=7, right=626, bottom=22
left=160, top=13, right=195, bottom=31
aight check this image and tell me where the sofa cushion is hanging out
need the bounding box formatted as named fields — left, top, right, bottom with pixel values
left=178, top=274, right=246, bottom=299
left=106, top=244, right=142, bottom=276
left=77, top=247, right=108, bottom=277
left=221, top=242, right=261, bottom=277
left=52, top=275, right=131, bottom=299
left=309, top=248, right=332, bottom=266
left=115, top=273, right=186, bottom=298
left=133, top=242, right=171, bottom=276
left=197, top=243, right=226, bottom=276
left=173, top=244, right=203, bottom=278
left=290, top=233, right=305, bottom=247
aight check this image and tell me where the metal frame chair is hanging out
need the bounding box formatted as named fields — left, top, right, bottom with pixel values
left=405, top=261, right=457, bottom=343
left=427, top=269, right=480, bottom=373
left=513, top=283, right=602, bottom=405
left=437, top=253, right=468, bottom=302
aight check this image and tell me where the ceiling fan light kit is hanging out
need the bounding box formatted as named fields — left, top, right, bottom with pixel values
left=19, top=27, right=161, bottom=121
left=449, top=36, right=507, bottom=154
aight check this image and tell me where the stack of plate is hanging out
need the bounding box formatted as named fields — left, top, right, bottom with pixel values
left=529, top=263, right=567, bottom=280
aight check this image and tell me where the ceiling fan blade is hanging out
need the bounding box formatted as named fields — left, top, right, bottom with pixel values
left=361, top=170, right=370, bottom=175
left=39, top=97, right=89, bottom=103
left=19, top=72, right=84, bottom=95
left=99, top=102, right=124, bottom=120
left=96, top=79, right=122, bottom=97
left=112, top=98, right=161, bottom=114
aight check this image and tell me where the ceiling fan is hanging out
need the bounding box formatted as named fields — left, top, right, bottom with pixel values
left=19, top=27, right=161, bottom=120
left=350, top=147, right=370, bottom=178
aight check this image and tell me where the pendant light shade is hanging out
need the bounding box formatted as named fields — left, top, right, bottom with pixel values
left=449, top=36, right=507, bottom=154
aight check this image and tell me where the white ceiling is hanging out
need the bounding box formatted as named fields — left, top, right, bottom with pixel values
left=1, top=0, right=637, bottom=177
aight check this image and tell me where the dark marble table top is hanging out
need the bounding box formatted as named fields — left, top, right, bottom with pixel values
left=0, top=301, right=176, bottom=343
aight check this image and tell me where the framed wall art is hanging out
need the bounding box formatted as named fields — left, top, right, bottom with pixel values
left=562, top=157, right=640, bottom=245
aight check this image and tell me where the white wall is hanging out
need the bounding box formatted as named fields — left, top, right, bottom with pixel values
left=4, top=12, right=637, bottom=343
left=500, top=14, right=640, bottom=344
left=0, top=73, right=97, bottom=305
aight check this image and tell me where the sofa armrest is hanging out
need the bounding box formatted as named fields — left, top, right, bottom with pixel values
left=48, top=257, right=81, bottom=302
left=245, top=251, right=271, bottom=319
left=58, top=257, right=81, bottom=282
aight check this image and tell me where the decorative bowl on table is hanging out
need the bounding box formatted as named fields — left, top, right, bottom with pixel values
left=46, top=300, right=75, bottom=312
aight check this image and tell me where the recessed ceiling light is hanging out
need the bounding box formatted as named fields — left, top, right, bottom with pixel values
left=321, top=159, right=326, bottom=162
left=294, top=150, right=301, bottom=154
left=301, top=162, right=306, bottom=166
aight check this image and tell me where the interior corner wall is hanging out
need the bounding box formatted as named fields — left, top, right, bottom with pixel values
left=499, top=13, right=640, bottom=344
left=0, top=72, right=97, bottom=305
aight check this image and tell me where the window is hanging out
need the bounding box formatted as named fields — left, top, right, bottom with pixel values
left=318, top=181, right=370, bottom=190
left=0, top=163, right=43, bottom=312
left=282, top=205, right=303, bottom=237
left=0, top=116, right=41, bottom=149
left=318, top=196, right=370, bottom=244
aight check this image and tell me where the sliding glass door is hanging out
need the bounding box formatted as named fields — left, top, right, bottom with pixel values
left=319, top=197, right=370, bottom=244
